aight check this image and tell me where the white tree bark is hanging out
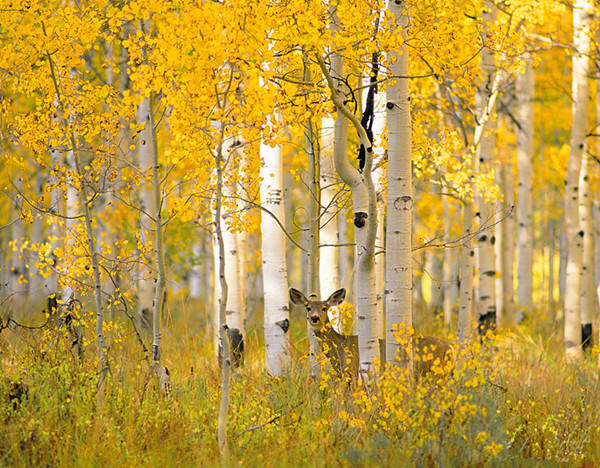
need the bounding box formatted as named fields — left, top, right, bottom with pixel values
left=579, top=151, right=594, bottom=350
left=189, top=238, right=203, bottom=299
left=317, top=33, right=378, bottom=375
left=475, top=1, right=497, bottom=333
left=516, top=55, right=534, bottom=323
left=385, top=0, right=412, bottom=364
left=457, top=202, right=475, bottom=342
left=260, top=118, right=291, bottom=376
left=564, top=0, right=592, bottom=362
left=28, top=169, right=45, bottom=304
left=319, top=115, right=341, bottom=331
left=62, top=148, right=78, bottom=304
left=498, top=159, right=515, bottom=324
left=221, top=144, right=243, bottom=365
left=137, top=97, right=156, bottom=329
left=371, top=89, right=386, bottom=350
left=9, top=175, right=27, bottom=308
left=443, top=195, right=458, bottom=326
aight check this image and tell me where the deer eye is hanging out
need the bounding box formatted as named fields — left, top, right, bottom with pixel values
left=322, top=307, right=328, bottom=312
left=306, top=307, right=311, bottom=311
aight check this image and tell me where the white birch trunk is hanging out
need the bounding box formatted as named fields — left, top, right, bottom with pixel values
left=372, top=90, right=386, bottom=349
left=221, top=151, right=243, bottom=364
left=29, top=170, right=45, bottom=304
left=475, top=1, right=497, bottom=332
left=564, top=0, right=592, bottom=362
left=386, top=0, right=412, bottom=363
left=9, top=175, right=27, bottom=308
left=499, top=159, right=515, bottom=324
left=320, top=116, right=341, bottom=331
left=260, top=122, right=290, bottom=376
left=458, top=203, right=475, bottom=342
left=443, top=194, right=458, bottom=326
left=579, top=152, right=594, bottom=349
left=62, top=148, right=78, bottom=304
left=137, top=97, right=156, bottom=329
left=48, top=134, right=62, bottom=296
left=189, top=239, right=203, bottom=299
left=318, top=19, right=378, bottom=374
left=516, top=56, right=534, bottom=323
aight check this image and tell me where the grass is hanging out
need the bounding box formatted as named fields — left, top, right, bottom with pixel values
left=1, top=297, right=600, bottom=466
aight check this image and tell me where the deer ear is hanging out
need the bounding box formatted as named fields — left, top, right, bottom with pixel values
left=326, top=288, right=346, bottom=306
left=289, top=288, right=308, bottom=306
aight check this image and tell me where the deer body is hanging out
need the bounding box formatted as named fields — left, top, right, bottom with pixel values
left=289, top=288, right=452, bottom=381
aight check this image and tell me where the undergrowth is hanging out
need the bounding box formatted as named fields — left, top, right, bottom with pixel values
left=1, top=298, right=599, bottom=466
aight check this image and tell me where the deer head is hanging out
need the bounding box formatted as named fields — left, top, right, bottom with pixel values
left=289, top=288, right=346, bottom=330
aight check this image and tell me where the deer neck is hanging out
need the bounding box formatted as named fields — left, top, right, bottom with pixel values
left=314, top=325, right=357, bottom=349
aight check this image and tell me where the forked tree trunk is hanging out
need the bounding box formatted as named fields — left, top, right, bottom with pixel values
left=385, top=0, right=412, bottom=364
left=564, top=0, right=592, bottom=362
left=516, top=55, right=534, bottom=323
left=317, top=36, right=378, bottom=375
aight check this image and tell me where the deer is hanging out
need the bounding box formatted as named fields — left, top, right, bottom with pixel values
left=289, top=287, right=453, bottom=382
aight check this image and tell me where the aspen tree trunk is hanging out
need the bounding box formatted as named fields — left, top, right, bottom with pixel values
left=260, top=117, right=291, bottom=376
left=429, top=250, right=444, bottom=316
left=212, top=229, right=221, bottom=354
left=558, top=228, right=567, bottom=310
left=516, top=56, right=534, bottom=323
left=137, top=97, right=156, bottom=330
left=236, top=137, right=249, bottom=330
left=443, top=194, right=458, bottom=326
left=62, top=148, right=78, bottom=304
left=29, top=169, right=45, bottom=304
left=48, top=128, right=62, bottom=296
left=9, top=175, right=27, bottom=309
left=46, top=51, right=108, bottom=396
left=475, top=0, right=497, bottom=334
left=386, top=0, right=412, bottom=364
left=214, top=130, right=231, bottom=458
left=320, top=116, right=341, bottom=332
left=189, top=239, right=202, bottom=299
left=221, top=147, right=243, bottom=367
left=548, top=221, right=555, bottom=307
left=499, top=160, right=515, bottom=324
left=372, top=89, right=386, bottom=350
left=457, top=202, right=475, bottom=342
left=303, top=57, right=320, bottom=376
left=457, top=13, right=503, bottom=341
left=317, top=56, right=378, bottom=375
left=564, top=0, right=592, bottom=362
left=237, top=231, right=248, bottom=329
left=579, top=152, right=594, bottom=350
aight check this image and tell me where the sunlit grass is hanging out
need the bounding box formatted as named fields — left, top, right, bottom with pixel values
left=1, top=298, right=599, bottom=466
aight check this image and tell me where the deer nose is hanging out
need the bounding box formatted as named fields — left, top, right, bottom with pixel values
left=310, top=316, right=320, bottom=324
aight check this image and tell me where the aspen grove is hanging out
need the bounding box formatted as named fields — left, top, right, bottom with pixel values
left=2, top=0, right=600, bottom=465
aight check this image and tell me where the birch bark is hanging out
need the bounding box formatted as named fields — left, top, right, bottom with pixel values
left=386, top=0, right=412, bottom=363
left=564, top=0, right=592, bottom=362
left=260, top=117, right=291, bottom=376
left=516, top=56, right=534, bottom=323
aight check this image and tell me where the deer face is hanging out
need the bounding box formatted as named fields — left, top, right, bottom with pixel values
left=289, top=288, right=346, bottom=330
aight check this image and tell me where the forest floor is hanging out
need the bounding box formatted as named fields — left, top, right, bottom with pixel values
left=1, top=297, right=599, bottom=466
